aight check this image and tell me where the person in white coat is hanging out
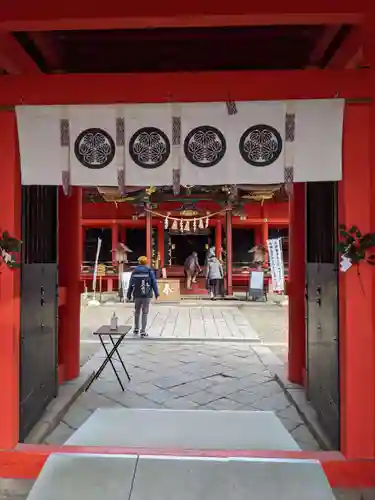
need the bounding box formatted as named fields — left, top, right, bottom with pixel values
left=206, top=251, right=224, bottom=300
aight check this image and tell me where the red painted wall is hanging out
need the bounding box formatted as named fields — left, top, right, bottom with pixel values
left=0, top=111, right=21, bottom=447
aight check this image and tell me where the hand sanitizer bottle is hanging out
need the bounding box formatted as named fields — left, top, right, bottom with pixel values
left=110, top=311, right=118, bottom=331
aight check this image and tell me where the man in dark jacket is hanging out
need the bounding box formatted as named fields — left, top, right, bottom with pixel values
left=127, top=256, right=159, bottom=337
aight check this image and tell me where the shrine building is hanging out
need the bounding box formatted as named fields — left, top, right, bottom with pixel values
left=80, top=186, right=289, bottom=295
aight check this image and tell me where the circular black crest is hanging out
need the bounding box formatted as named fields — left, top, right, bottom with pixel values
left=239, top=124, right=283, bottom=167
left=129, top=127, right=170, bottom=169
left=184, top=125, right=226, bottom=168
left=74, top=128, right=116, bottom=169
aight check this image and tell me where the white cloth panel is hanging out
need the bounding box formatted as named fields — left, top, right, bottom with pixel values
left=69, top=105, right=119, bottom=186
left=293, top=99, right=344, bottom=182
left=229, top=101, right=287, bottom=184
left=124, top=104, right=175, bottom=186
left=16, top=100, right=344, bottom=187
left=180, top=102, right=233, bottom=185
left=181, top=101, right=287, bottom=185
left=16, top=106, right=62, bottom=185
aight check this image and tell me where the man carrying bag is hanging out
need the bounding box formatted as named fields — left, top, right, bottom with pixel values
left=127, top=256, right=159, bottom=337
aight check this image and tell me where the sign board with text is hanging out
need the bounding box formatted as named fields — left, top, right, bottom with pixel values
left=267, top=238, right=285, bottom=293
left=247, top=271, right=266, bottom=301
left=157, top=279, right=181, bottom=302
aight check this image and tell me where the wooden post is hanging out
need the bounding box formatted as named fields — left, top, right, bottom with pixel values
left=287, top=183, right=306, bottom=386
left=262, top=219, right=269, bottom=266
left=253, top=224, right=261, bottom=247
left=215, top=219, right=222, bottom=259
left=111, top=223, right=118, bottom=266
left=146, top=205, right=152, bottom=263
left=58, top=187, right=82, bottom=382
left=226, top=205, right=233, bottom=296
left=81, top=226, right=85, bottom=269
left=158, top=221, right=165, bottom=267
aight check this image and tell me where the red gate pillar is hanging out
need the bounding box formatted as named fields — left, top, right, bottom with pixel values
left=262, top=219, right=269, bottom=265
left=226, top=205, right=233, bottom=296
left=81, top=226, right=85, bottom=268
left=215, top=219, right=222, bottom=258
left=120, top=226, right=126, bottom=244
left=288, top=183, right=306, bottom=385
left=58, top=187, right=82, bottom=382
left=146, top=207, right=152, bottom=263
left=111, top=223, right=118, bottom=265
left=254, top=225, right=262, bottom=246
left=157, top=221, right=164, bottom=267
left=0, top=111, right=21, bottom=447
left=339, top=103, right=375, bottom=458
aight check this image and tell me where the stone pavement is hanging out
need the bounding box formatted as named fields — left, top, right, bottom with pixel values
left=46, top=341, right=319, bottom=451
left=240, top=303, right=288, bottom=363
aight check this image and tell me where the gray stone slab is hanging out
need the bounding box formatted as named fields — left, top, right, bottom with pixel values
left=130, top=456, right=334, bottom=500
left=25, top=453, right=137, bottom=500
left=66, top=408, right=300, bottom=450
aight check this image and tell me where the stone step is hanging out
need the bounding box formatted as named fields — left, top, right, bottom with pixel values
left=26, top=454, right=335, bottom=500
left=65, top=408, right=301, bottom=451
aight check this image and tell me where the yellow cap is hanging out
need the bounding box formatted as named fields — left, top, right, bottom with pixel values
left=138, top=256, right=148, bottom=265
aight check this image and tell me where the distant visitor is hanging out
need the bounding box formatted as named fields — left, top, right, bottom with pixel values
left=206, top=248, right=224, bottom=300
left=184, top=251, right=201, bottom=289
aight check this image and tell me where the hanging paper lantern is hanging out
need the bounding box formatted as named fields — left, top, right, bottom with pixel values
left=193, top=218, right=197, bottom=232
left=199, top=219, right=204, bottom=229
left=172, top=220, right=178, bottom=230
left=164, top=216, right=169, bottom=229
left=179, top=219, right=184, bottom=232
left=205, top=216, right=209, bottom=228
left=184, top=220, right=190, bottom=232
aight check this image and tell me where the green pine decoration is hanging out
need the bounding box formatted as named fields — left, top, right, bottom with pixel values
left=339, top=224, right=375, bottom=266
left=0, top=231, right=21, bottom=269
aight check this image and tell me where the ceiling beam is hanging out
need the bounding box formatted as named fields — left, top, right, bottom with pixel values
left=0, top=31, right=40, bottom=74
left=307, top=25, right=342, bottom=67
left=28, top=32, right=61, bottom=71
left=328, top=26, right=363, bottom=68
left=0, top=0, right=366, bottom=31
left=0, top=70, right=370, bottom=105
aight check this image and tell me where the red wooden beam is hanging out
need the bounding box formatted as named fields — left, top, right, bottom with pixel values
left=345, top=47, right=365, bottom=69
left=28, top=32, right=61, bottom=72
left=0, top=0, right=365, bottom=31
left=328, top=26, right=363, bottom=69
left=232, top=218, right=289, bottom=225
left=0, top=444, right=373, bottom=488
left=82, top=219, right=151, bottom=227
left=0, top=70, right=370, bottom=106
left=307, top=25, right=342, bottom=67
left=0, top=32, right=40, bottom=74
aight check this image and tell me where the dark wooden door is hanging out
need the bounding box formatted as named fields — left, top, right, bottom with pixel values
left=20, top=186, right=58, bottom=441
left=306, top=182, right=340, bottom=449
